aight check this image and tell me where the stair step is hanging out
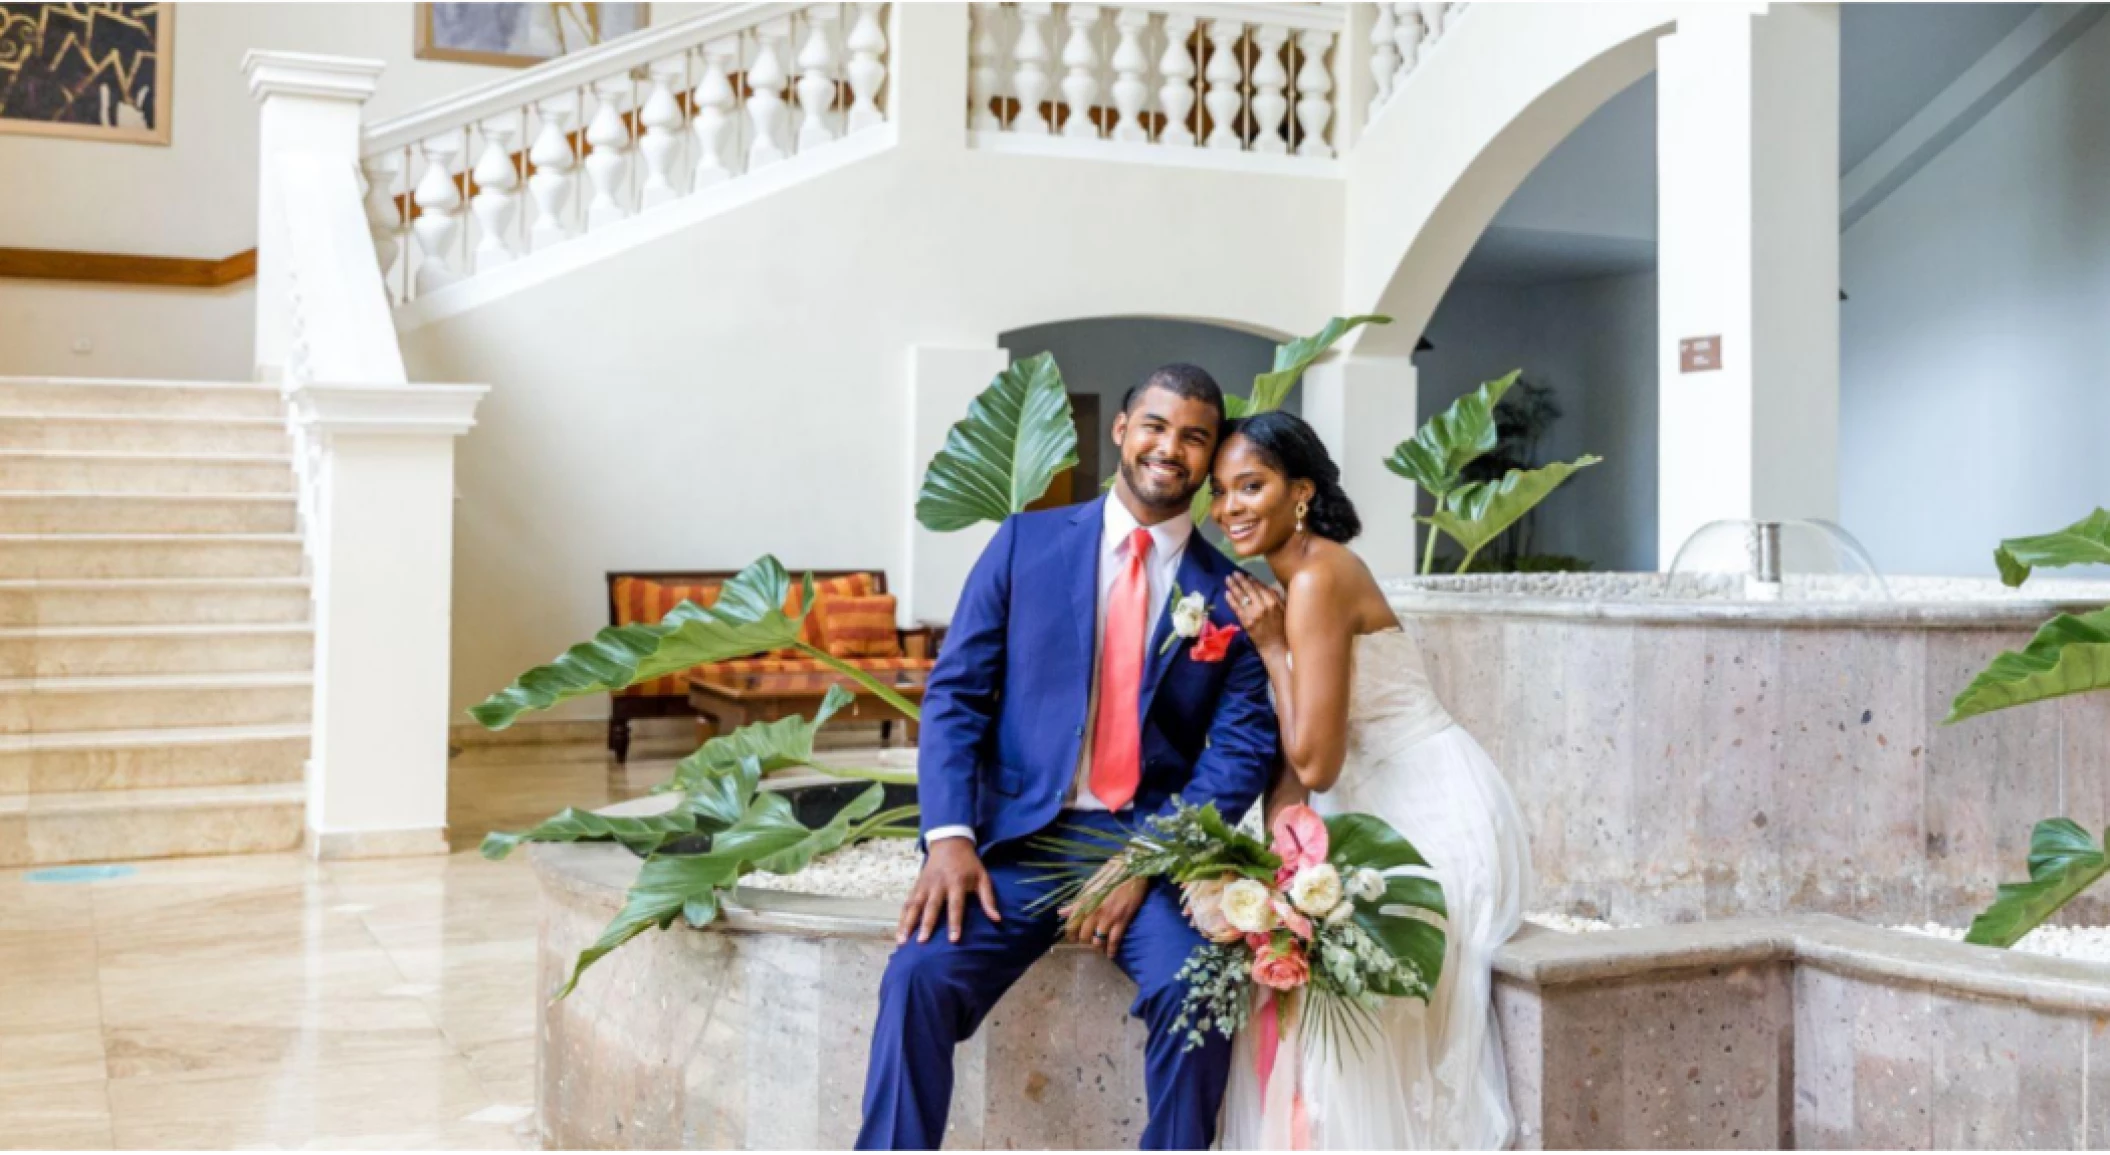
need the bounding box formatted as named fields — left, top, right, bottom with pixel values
left=0, top=378, right=285, bottom=420
left=0, top=671, right=312, bottom=735
left=0, top=623, right=313, bottom=678
left=0, top=782, right=304, bottom=868
left=0, top=492, right=297, bottom=534
left=0, top=533, right=305, bottom=580
left=0, top=450, right=296, bottom=495
left=0, top=577, right=310, bottom=627
left=0, top=722, right=308, bottom=794
left=0, top=414, right=289, bottom=455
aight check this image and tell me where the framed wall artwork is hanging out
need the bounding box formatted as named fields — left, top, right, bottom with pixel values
left=415, top=3, right=648, bottom=69
left=0, top=3, right=172, bottom=145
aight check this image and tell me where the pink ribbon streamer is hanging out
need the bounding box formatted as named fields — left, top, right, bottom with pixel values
left=1254, top=990, right=1313, bottom=1149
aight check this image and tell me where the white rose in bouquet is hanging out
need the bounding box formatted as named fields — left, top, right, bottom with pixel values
left=1289, top=863, right=1345, bottom=917
left=1220, top=878, right=1277, bottom=934
left=1349, top=867, right=1386, bottom=903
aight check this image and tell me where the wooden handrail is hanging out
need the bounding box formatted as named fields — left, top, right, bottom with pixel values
left=0, top=247, right=258, bottom=288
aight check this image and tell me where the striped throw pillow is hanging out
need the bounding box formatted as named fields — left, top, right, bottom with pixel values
left=812, top=593, right=902, bottom=658
left=777, top=573, right=876, bottom=654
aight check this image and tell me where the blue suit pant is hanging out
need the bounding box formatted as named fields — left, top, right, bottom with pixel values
left=856, top=811, right=1231, bottom=1150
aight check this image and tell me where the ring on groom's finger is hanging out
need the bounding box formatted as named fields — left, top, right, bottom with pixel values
left=1091, top=930, right=1108, bottom=942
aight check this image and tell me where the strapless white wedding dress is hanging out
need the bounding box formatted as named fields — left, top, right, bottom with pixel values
left=1219, top=629, right=1534, bottom=1151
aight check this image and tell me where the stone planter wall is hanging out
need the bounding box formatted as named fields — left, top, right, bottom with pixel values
left=532, top=845, right=2110, bottom=1151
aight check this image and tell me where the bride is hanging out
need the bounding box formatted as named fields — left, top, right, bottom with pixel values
left=1207, top=410, right=1534, bottom=1151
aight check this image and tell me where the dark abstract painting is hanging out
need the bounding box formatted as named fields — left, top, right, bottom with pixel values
left=0, top=3, right=169, bottom=144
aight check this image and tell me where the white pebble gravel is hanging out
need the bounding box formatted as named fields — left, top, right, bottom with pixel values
left=1888, top=921, right=2110, bottom=963
left=742, top=837, right=921, bottom=899
left=1525, top=912, right=1624, bottom=935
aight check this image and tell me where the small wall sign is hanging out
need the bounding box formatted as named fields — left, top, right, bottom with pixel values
left=1680, top=335, right=1723, bottom=373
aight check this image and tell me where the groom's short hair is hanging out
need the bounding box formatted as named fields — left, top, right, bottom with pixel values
left=1123, top=363, right=1226, bottom=429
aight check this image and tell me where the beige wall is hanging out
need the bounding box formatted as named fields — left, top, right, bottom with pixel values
left=0, top=3, right=691, bottom=380
left=400, top=142, right=1344, bottom=721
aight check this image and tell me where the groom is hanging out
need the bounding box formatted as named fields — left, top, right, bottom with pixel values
left=857, top=365, right=1280, bottom=1150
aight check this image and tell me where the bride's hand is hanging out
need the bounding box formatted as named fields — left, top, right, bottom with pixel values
left=1225, top=573, right=1287, bottom=654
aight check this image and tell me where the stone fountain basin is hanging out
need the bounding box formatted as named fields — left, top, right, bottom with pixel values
left=528, top=832, right=2110, bottom=1150
left=1384, top=575, right=2110, bottom=928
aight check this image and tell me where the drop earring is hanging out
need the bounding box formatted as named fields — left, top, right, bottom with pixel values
left=1295, top=499, right=1308, bottom=534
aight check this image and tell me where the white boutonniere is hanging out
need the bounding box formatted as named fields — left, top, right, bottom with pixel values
left=1159, top=582, right=1211, bottom=655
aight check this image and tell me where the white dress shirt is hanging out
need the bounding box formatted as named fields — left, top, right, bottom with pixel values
left=927, top=497, right=1193, bottom=846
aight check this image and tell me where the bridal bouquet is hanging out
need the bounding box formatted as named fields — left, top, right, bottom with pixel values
left=1042, top=800, right=1447, bottom=1054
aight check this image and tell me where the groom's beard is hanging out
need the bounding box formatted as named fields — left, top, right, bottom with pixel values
left=1120, top=455, right=1198, bottom=512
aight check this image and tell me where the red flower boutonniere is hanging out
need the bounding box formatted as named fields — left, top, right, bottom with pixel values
left=1189, top=620, right=1241, bottom=663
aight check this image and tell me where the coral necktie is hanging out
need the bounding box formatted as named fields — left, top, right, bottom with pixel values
left=1090, top=527, right=1153, bottom=811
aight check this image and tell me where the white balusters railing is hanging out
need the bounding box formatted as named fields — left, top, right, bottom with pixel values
left=969, top=3, right=1347, bottom=167
left=363, top=2, right=890, bottom=305
left=1364, top=1, right=1466, bottom=124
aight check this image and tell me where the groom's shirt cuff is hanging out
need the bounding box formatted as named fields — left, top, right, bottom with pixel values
left=925, top=825, right=976, bottom=845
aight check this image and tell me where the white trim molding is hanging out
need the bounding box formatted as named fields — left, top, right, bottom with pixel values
left=291, top=382, right=491, bottom=439
left=243, top=50, right=386, bottom=103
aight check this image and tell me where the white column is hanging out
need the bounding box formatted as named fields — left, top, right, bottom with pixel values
left=291, top=383, right=488, bottom=859
left=244, top=52, right=384, bottom=381
left=903, top=344, right=1010, bottom=626
left=1303, top=355, right=1420, bottom=578
left=1655, top=4, right=1839, bottom=566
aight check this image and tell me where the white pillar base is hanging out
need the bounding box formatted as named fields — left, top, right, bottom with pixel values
left=294, top=382, right=488, bottom=856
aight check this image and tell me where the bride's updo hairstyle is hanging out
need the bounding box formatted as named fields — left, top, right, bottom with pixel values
left=1223, top=410, right=1363, bottom=544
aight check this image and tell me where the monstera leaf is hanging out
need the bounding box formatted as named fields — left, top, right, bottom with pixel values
left=551, top=773, right=885, bottom=998
left=1325, top=813, right=1448, bottom=996
left=1944, top=607, right=2110, bottom=723
left=668, top=685, right=856, bottom=793
left=1964, top=819, right=2108, bottom=948
left=1246, top=315, right=1392, bottom=414
left=917, top=353, right=1079, bottom=532
left=470, top=557, right=809, bottom=729
left=1383, top=371, right=1519, bottom=499
left=1423, top=456, right=1600, bottom=572
left=1992, top=509, right=2110, bottom=587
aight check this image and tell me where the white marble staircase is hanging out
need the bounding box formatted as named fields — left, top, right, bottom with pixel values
left=0, top=378, right=310, bottom=867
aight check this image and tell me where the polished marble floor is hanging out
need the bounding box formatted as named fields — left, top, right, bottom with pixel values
left=0, top=751, right=661, bottom=1150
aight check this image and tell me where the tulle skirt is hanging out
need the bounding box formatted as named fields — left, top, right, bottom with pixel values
left=1218, top=723, right=1534, bottom=1150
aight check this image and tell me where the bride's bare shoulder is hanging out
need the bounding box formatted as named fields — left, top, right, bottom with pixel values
left=1285, top=540, right=1396, bottom=631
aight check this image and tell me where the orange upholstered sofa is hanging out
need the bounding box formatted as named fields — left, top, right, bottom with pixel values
left=604, top=569, right=938, bottom=763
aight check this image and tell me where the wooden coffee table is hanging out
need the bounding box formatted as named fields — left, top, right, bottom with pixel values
left=686, top=664, right=931, bottom=747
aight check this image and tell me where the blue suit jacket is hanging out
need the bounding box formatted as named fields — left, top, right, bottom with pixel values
left=917, top=495, right=1281, bottom=849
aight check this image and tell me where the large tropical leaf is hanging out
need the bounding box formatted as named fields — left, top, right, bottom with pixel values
left=1382, top=371, right=1520, bottom=499
left=552, top=848, right=742, bottom=998
left=1325, top=812, right=1432, bottom=873
left=551, top=774, right=885, bottom=998
left=1944, top=607, right=2110, bottom=723
left=469, top=556, right=805, bottom=730
left=1964, top=819, right=2108, bottom=948
left=668, top=685, right=856, bottom=793
left=916, top=353, right=1079, bottom=532
left=1424, top=456, right=1601, bottom=564
left=1326, top=812, right=1448, bottom=995
left=1991, top=509, right=2110, bottom=587
left=481, top=800, right=711, bottom=862
left=1247, top=315, right=1392, bottom=414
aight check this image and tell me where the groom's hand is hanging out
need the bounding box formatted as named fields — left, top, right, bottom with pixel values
left=899, top=839, right=1001, bottom=945
left=1067, top=878, right=1148, bottom=959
